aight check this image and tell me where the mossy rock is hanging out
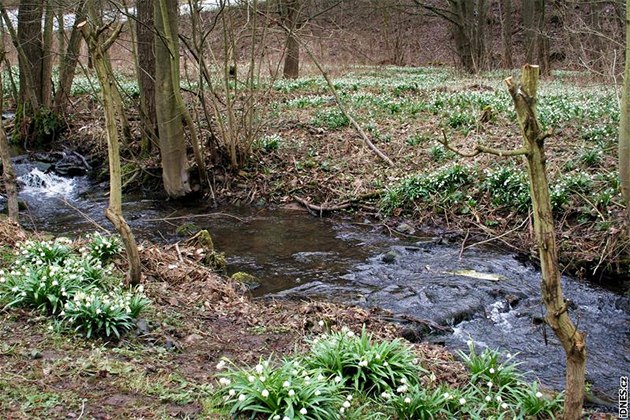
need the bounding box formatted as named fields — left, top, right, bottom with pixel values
left=203, top=251, right=226, bottom=273
left=188, top=229, right=214, bottom=251
left=176, top=222, right=199, bottom=236
left=230, top=272, right=261, bottom=290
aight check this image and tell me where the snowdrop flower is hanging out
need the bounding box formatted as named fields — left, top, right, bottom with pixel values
left=261, top=389, right=269, bottom=398
left=247, top=375, right=255, bottom=383
left=429, top=372, right=436, bottom=382
left=346, top=395, right=353, bottom=401
left=283, top=416, right=290, bottom=420
left=358, top=360, right=368, bottom=367
left=347, top=330, right=355, bottom=337
left=443, top=392, right=451, bottom=399
left=383, top=361, right=389, bottom=367
left=489, top=368, right=496, bottom=374
left=288, top=389, right=295, bottom=397
left=273, top=416, right=280, bottom=420
left=216, top=359, right=227, bottom=370
left=238, top=394, right=246, bottom=401
left=283, top=381, right=291, bottom=388
left=536, top=391, right=543, bottom=398
left=255, top=364, right=264, bottom=374
left=381, top=392, right=390, bottom=399
left=259, top=376, right=266, bottom=382
left=314, top=390, right=321, bottom=396
left=299, top=408, right=307, bottom=415
left=218, top=377, right=231, bottom=386
left=459, top=398, right=466, bottom=405
left=501, top=402, right=508, bottom=409
left=334, top=376, right=342, bottom=383
left=339, top=407, right=345, bottom=414
left=397, top=385, right=408, bottom=393
left=228, top=389, right=235, bottom=396
left=404, top=397, right=411, bottom=404
left=496, top=395, right=503, bottom=402
left=485, top=395, right=492, bottom=402
left=318, top=320, right=324, bottom=327
left=487, top=381, right=493, bottom=388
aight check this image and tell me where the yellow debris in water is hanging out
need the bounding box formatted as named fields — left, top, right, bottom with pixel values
left=447, top=269, right=505, bottom=281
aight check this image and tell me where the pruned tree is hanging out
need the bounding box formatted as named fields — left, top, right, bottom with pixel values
left=79, top=3, right=142, bottom=286
left=439, top=65, right=586, bottom=419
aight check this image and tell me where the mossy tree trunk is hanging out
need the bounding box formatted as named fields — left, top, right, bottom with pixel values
left=0, top=59, right=18, bottom=222
left=154, top=0, right=205, bottom=198
left=79, top=6, right=141, bottom=286
left=281, top=0, right=300, bottom=79
left=506, top=64, right=585, bottom=420
left=619, top=0, right=630, bottom=223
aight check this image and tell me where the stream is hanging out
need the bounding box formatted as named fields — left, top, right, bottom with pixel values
left=6, top=158, right=630, bottom=404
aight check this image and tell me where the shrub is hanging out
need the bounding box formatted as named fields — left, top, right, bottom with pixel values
left=85, top=232, right=123, bottom=263
left=216, top=357, right=344, bottom=419
left=482, top=166, right=530, bottom=212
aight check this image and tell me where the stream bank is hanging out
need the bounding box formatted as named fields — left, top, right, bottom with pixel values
left=8, top=157, right=630, bottom=404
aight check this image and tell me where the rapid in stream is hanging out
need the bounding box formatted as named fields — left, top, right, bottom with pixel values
left=7, top=159, right=630, bottom=404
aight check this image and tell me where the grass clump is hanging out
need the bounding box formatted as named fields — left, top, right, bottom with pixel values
left=0, top=234, right=148, bottom=339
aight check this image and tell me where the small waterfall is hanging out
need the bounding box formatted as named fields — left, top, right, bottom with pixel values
left=18, top=168, right=77, bottom=198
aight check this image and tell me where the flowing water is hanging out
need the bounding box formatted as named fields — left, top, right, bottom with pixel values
left=8, top=160, right=630, bottom=403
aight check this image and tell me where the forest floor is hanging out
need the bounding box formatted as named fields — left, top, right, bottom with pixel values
left=1, top=65, right=627, bottom=418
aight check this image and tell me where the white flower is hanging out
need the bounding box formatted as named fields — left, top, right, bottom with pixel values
left=238, top=394, right=246, bottom=401
left=51, top=280, right=59, bottom=286
left=261, top=389, right=269, bottom=398
left=487, top=381, right=493, bottom=388
left=343, top=401, right=351, bottom=408
left=335, top=376, right=342, bottom=383
left=339, top=407, right=345, bottom=414
left=228, top=389, right=235, bottom=396
left=218, top=377, right=231, bottom=386
left=397, top=385, right=408, bottom=393
left=429, top=373, right=436, bottom=382
left=255, top=364, right=264, bottom=374
left=314, top=390, right=321, bottom=396
left=501, top=402, right=508, bottom=409
left=347, top=330, right=355, bottom=337
left=485, top=395, right=491, bottom=402
left=381, top=392, right=390, bottom=399
left=299, top=408, right=307, bottom=415
left=496, top=395, right=503, bottom=402
left=404, top=397, right=411, bottom=404
left=443, top=392, right=451, bottom=399
left=215, top=359, right=226, bottom=369
left=318, top=320, right=324, bottom=327
left=383, top=361, right=389, bottom=367
left=283, top=381, right=291, bottom=388
left=247, top=375, right=255, bottom=383
left=346, top=395, right=353, bottom=401
left=358, top=360, right=368, bottom=367
left=273, top=416, right=280, bottom=420
left=459, top=398, right=466, bottom=405
left=283, top=417, right=290, bottom=420
left=536, top=391, right=543, bottom=398
left=400, top=378, right=407, bottom=384
left=466, top=339, right=473, bottom=346
left=489, top=368, right=496, bottom=374
left=259, top=376, right=266, bottom=382
left=288, top=389, right=295, bottom=397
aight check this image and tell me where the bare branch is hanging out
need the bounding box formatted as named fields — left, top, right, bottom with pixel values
left=438, top=130, right=528, bottom=158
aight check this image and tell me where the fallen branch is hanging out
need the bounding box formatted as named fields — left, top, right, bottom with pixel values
left=293, top=191, right=382, bottom=215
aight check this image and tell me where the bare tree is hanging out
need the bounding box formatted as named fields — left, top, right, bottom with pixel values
left=619, top=0, right=630, bottom=221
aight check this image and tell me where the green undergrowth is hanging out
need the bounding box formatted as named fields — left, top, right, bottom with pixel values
left=212, top=327, right=562, bottom=419
left=0, top=233, right=148, bottom=339
left=381, top=161, right=621, bottom=223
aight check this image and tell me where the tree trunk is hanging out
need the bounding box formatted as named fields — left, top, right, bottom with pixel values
left=41, top=0, right=53, bottom=108
left=136, top=0, right=158, bottom=152
left=54, top=0, right=86, bottom=113
left=154, top=0, right=192, bottom=198
left=0, top=62, right=18, bottom=222
left=80, top=6, right=141, bottom=286
left=522, top=0, right=536, bottom=63
left=500, top=0, right=513, bottom=68
left=506, top=64, right=585, bottom=420
left=17, top=0, right=44, bottom=109
left=534, top=0, right=549, bottom=76
left=619, top=0, right=630, bottom=222
left=282, top=0, right=300, bottom=79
